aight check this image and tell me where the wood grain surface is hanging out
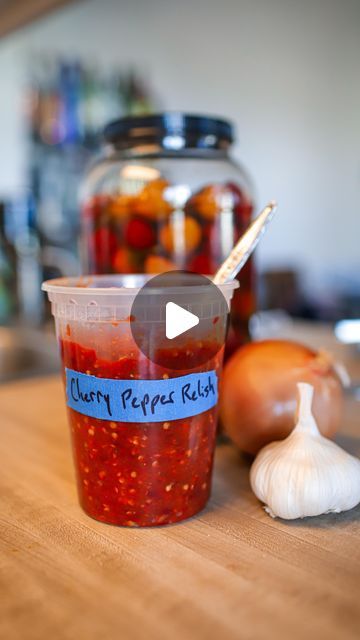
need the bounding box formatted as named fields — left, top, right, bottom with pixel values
left=0, top=0, right=76, bottom=38
left=0, top=352, right=360, bottom=640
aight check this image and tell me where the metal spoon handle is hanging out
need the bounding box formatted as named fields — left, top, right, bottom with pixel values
left=213, top=200, right=277, bottom=285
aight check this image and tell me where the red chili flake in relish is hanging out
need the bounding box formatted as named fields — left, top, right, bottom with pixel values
left=60, top=338, right=222, bottom=527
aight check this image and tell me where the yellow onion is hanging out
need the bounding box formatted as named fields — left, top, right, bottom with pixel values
left=220, top=340, right=345, bottom=455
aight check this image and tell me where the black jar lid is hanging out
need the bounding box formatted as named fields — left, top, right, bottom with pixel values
left=103, top=113, right=234, bottom=149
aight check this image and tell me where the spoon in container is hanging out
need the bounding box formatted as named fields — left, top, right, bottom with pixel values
left=213, top=200, right=277, bottom=285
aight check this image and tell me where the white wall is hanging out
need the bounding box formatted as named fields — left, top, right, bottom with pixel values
left=0, top=0, right=359, bottom=296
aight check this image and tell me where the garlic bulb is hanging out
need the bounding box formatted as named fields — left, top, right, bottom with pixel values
left=250, top=382, right=360, bottom=519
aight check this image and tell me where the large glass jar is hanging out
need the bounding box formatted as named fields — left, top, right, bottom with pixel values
left=80, top=113, right=255, bottom=352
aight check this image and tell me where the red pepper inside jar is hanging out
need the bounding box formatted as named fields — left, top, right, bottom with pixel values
left=80, top=114, right=256, bottom=352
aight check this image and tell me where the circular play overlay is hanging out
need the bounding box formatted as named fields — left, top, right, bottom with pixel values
left=130, top=271, right=230, bottom=370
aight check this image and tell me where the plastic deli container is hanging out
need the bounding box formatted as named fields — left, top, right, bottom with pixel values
left=42, top=274, right=238, bottom=527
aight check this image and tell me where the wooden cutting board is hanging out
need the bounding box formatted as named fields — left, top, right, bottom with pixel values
left=0, top=373, right=359, bottom=640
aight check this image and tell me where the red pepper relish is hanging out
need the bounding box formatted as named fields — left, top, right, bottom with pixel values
left=60, top=337, right=224, bottom=526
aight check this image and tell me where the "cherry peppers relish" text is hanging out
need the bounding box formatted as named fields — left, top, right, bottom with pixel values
left=66, top=368, right=218, bottom=423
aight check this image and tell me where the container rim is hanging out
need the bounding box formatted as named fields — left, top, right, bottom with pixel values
left=42, top=274, right=239, bottom=297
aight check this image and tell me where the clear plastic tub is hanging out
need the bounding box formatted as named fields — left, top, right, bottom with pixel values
left=42, top=274, right=237, bottom=526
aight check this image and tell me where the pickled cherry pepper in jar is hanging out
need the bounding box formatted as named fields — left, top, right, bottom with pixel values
left=80, top=113, right=255, bottom=351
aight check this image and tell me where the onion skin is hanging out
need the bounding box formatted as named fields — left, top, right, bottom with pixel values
left=220, top=340, right=344, bottom=456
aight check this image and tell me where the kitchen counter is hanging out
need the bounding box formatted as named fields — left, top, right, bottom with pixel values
left=1, top=350, right=360, bottom=639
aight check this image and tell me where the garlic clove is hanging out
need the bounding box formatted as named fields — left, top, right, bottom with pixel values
left=250, top=382, right=360, bottom=520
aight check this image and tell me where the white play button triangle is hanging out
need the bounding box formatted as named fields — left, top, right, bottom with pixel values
left=165, top=302, right=200, bottom=340
left=130, top=271, right=230, bottom=369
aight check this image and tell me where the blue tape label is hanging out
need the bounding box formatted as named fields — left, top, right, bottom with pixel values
left=65, top=368, right=218, bottom=423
